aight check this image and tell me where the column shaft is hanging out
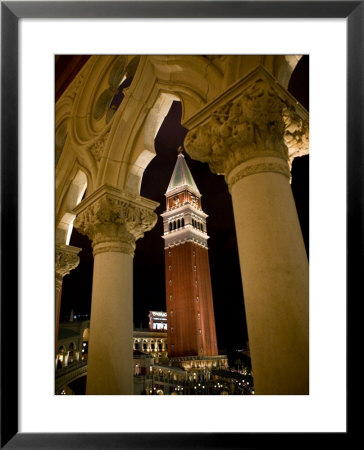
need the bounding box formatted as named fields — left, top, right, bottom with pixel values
left=230, top=166, right=309, bottom=394
left=86, top=251, right=133, bottom=394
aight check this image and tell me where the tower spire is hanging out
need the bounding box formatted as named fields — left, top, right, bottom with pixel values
left=165, top=149, right=200, bottom=196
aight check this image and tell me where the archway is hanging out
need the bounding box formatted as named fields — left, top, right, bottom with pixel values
left=56, top=169, right=88, bottom=245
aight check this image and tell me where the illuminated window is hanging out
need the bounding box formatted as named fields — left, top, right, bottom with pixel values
left=169, top=265, right=172, bottom=271
left=199, top=329, right=202, bottom=334
left=197, top=313, right=200, bottom=320
left=196, top=297, right=199, bottom=302
left=169, top=295, right=173, bottom=301
left=193, top=265, right=196, bottom=271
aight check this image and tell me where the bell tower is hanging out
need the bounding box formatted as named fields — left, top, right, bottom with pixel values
left=161, top=147, right=218, bottom=358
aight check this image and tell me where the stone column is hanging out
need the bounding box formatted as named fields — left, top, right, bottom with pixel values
left=55, top=244, right=81, bottom=349
left=185, top=66, right=309, bottom=394
left=73, top=185, right=158, bottom=395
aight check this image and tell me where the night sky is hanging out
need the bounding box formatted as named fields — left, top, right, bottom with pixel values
left=60, top=56, right=309, bottom=351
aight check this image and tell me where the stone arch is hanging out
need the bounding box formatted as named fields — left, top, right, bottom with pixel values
left=55, top=119, right=69, bottom=166
left=123, top=92, right=179, bottom=194
left=94, top=55, right=223, bottom=194
left=277, top=55, right=303, bottom=88
left=68, top=342, right=75, bottom=363
left=82, top=328, right=90, bottom=341
left=58, top=55, right=302, bottom=201
left=56, top=169, right=88, bottom=245
left=56, top=345, right=66, bottom=368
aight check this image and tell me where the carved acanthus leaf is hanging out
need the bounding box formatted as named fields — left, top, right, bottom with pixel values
left=55, top=245, right=81, bottom=278
left=74, top=193, right=158, bottom=256
left=184, top=77, right=308, bottom=177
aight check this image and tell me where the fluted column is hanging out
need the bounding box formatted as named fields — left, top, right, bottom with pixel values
left=55, top=244, right=81, bottom=349
left=73, top=185, right=158, bottom=394
left=185, top=66, right=309, bottom=394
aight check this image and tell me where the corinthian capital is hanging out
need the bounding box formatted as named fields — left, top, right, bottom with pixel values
left=55, top=244, right=81, bottom=278
left=73, top=186, right=159, bottom=257
left=184, top=65, right=308, bottom=179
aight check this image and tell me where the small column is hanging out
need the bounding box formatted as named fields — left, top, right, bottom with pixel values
left=55, top=244, right=81, bottom=349
left=185, top=66, right=309, bottom=394
left=74, top=185, right=158, bottom=394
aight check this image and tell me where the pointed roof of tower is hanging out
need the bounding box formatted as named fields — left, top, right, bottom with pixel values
left=166, top=147, right=200, bottom=195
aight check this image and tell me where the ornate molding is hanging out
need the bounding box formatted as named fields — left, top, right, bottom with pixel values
left=184, top=66, right=308, bottom=179
left=227, top=158, right=291, bottom=190
left=55, top=244, right=81, bottom=279
left=67, top=73, right=84, bottom=101
left=89, top=131, right=110, bottom=162
left=73, top=186, right=158, bottom=257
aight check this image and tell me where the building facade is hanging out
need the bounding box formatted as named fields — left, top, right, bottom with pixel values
left=56, top=319, right=233, bottom=395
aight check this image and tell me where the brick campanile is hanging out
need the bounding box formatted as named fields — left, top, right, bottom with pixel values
left=161, top=147, right=218, bottom=358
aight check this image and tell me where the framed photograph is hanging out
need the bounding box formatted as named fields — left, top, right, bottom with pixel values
left=1, top=1, right=357, bottom=447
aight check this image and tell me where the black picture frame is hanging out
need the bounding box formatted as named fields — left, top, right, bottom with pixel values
left=1, top=1, right=358, bottom=448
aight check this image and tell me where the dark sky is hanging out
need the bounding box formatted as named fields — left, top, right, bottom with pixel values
left=61, top=56, right=309, bottom=351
